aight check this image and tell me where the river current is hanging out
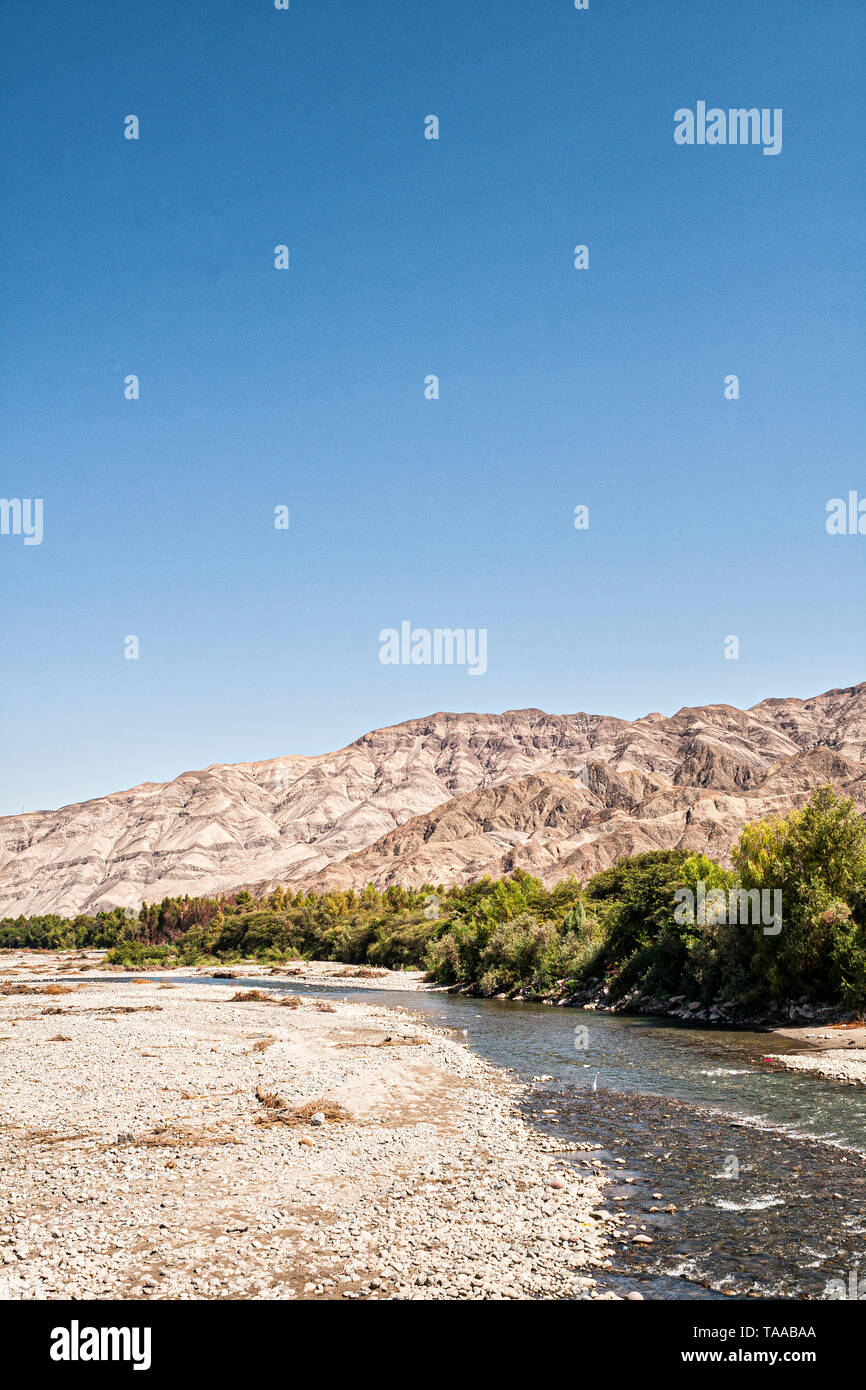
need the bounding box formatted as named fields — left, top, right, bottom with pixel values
left=134, top=975, right=866, bottom=1300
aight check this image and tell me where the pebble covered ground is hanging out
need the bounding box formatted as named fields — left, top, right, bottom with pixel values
left=102, top=958, right=433, bottom=991
left=763, top=1048, right=866, bottom=1086
left=0, top=952, right=624, bottom=1301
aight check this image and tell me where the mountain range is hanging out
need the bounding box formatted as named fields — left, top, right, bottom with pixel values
left=2, top=682, right=865, bottom=918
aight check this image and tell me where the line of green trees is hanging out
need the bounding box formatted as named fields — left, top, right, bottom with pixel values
left=3, top=787, right=865, bottom=1014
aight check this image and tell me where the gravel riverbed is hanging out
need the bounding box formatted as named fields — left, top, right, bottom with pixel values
left=762, top=1049, right=866, bottom=1086
left=0, top=953, right=620, bottom=1301
left=763, top=1024, right=866, bottom=1087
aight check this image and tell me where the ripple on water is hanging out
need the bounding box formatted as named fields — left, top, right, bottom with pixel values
left=697, top=1068, right=756, bottom=1077
left=713, top=1196, right=786, bottom=1211
left=111, top=975, right=866, bottom=1299
left=528, top=1085, right=866, bottom=1300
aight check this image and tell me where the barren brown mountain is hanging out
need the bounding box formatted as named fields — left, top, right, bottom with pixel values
left=2, top=682, right=865, bottom=917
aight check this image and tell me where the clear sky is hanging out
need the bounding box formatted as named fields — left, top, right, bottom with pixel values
left=1, top=0, right=864, bottom=814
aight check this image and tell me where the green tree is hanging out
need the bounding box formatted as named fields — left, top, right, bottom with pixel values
left=732, top=787, right=866, bottom=1003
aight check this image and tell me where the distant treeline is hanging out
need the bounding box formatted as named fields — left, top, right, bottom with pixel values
left=3, top=787, right=865, bottom=1015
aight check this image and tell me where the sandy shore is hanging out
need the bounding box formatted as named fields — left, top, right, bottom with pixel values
left=764, top=1023, right=866, bottom=1087
left=10, top=949, right=432, bottom=992
left=0, top=951, right=620, bottom=1301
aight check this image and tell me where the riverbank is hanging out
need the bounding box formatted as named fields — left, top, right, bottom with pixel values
left=574, top=988, right=866, bottom=1087
left=443, top=973, right=866, bottom=1091
left=0, top=953, right=618, bottom=1301
left=0, top=947, right=431, bottom=992
left=762, top=1023, right=866, bottom=1088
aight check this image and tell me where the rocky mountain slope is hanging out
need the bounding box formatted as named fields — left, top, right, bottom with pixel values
left=2, top=683, right=865, bottom=916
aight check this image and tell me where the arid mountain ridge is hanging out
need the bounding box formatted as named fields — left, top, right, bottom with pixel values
left=2, top=682, right=865, bottom=918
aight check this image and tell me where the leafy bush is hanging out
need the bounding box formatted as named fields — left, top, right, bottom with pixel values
left=7, top=788, right=866, bottom=1014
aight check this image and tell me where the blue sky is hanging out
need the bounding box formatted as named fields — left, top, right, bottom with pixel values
left=1, top=0, right=864, bottom=813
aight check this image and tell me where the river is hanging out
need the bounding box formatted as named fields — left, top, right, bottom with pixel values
left=135, top=974, right=866, bottom=1300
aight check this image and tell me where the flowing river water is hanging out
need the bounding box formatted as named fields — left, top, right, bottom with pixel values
left=137, top=975, right=866, bottom=1301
